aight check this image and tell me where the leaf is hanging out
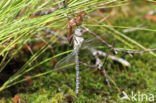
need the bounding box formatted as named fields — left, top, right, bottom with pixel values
left=25, top=75, right=33, bottom=86
left=12, top=94, right=21, bottom=103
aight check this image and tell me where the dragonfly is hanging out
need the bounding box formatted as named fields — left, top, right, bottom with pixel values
left=53, top=30, right=130, bottom=96
left=53, top=30, right=100, bottom=71
left=54, top=28, right=84, bottom=97
left=54, top=28, right=111, bottom=96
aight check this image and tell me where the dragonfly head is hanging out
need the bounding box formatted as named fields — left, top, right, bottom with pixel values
left=75, top=28, right=83, bottom=36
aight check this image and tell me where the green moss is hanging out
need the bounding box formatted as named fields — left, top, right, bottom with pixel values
left=0, top=1, right=156, bottom=103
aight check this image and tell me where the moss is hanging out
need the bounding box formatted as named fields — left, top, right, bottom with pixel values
left=0, top=1, right=156, bottom=103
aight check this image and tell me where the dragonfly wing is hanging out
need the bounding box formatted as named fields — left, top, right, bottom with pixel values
left=54, top=38, right=101, bottom=70
left=54, top=52, right=76, bottom=70
left=82, top=38, right=101, bottom=49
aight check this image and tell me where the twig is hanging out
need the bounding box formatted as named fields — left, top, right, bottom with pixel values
left=80, top=62, right=112, bottom=90
left=88, top=48, right=112, bottom=87
left=94, top=55, right=103, bottom=70
left=107, top=75, right=121, bottom=93
left=43, top=28, right=67, bottom=42
left=35, top=35, right=55, bottom=56
left=102, top=55, right=111, bottom=87
left=25, top=44, right=34, bottom=56
left=32, top=0, right=67, bottom=16
left=58, top=0, right=70, bottom=18
left=58, top=0, right=65, bottom=8
left=113, top=48, right=156, bottom=54
left=82, top=26, right=156, bottom=55
left=146, top=9, right=156, bottom=15
left=36, top=35, right=57, bottom=68
left=32, top=8, right=58, bottom=16
left=80, top=61, right=96, bottom=68
left=80, top=61, right=111, bottom=86
left=82, top=25, right=113, bottom=49
left=25, top=44, right=39, bottom=65
left=89, top=47, right=128, bottom=90
left=89, top=48, right=130, bottom=67
left=102, top=69, right=111, bottom=87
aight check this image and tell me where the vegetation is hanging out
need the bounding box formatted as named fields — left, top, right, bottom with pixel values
left=0, top=0, right=156, bottom=103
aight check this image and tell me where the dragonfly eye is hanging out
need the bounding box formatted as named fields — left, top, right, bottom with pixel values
left=79, top=29, right=83, bottom=33
left=75, top=28, right=83, bottom=36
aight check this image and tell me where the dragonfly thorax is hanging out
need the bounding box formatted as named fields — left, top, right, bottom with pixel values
left=73, top=28, right=84, bottom=52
